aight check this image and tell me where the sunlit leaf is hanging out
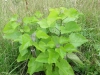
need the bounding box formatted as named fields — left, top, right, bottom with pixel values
left=18, top=34, right=33, bottom=50
left=39, top=41, right=47, bottom=52
left=28, top=57, right=43, bottom=75
left=36, top=51, right=49, bottom=63
left=36, top=30, right=49, bottom=39
left=37, top=19, right=49, bottom=28
left=64, top=43, right=78, bottom=53
left=19, top=46, right=28, bottom=56
left=17, top=51, right=31, bottom=62
left=56, top=59, right=74, bottom=75
left=61, top=21, right=81, bottom=34
left=69, top=33, right=88, bottom=47
left=55, top=46, right=66, bottom=58
left=48, top=49, right=59, bottom=63
left=3, top=22, right=20, bottom=34
left=59, top=36, right=69, bottom=44
left=46, top=64, right=59, bottom=75
left=47, top=40, right=55, bottom=48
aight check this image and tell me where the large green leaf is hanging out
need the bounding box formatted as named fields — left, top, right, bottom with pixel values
left=19, top=46, right=28, bottom=56
left=23, top=25, right=30, bottom=32
left=36, top=51, right=49, bottom=63
left=55, top=46, right=66, bottom=58
left=17, top=51, right=31, bottom=62
left=18, top=34, right=33, bottom=50
left=39, top=41, right=47, bottom=52
left=36, top=30, right=49, bottom=39
left=46, top=64, right=59, bottom=75
left=3, top=31, right=21, bottom=40
left=33, top=41, right=46, bottom=52
left=37, top=19, right=49, bottom=28
left=64, top=43, right=78, bottom=53
left=28, top=57, right=43, bottom=75
left=51, top=36, right=59, bottom=45
left=56, top=59, right=74, bottom=75
left=47, top=40, right=55, bottom=48
left=48, top=49, right=59, bottom=63
left=3, top=22, right=20, bottom=34
left=69, top=33, right=88, bottom=47
left=60, top=21, right=81, bottom=34
left=49, top=27, right=60, bottom=35
left=59, top=36, right=69, bottom=44
left=47, top=8, right=59, bottom=25
left=68, top=8, right=79, bottom=18
left=67, top=53, right=83, bottom=65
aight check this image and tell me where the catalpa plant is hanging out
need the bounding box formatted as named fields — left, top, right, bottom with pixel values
left=3, top=7, right=88, bottom=75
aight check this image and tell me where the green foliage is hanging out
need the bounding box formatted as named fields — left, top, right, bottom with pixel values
left=3, top=7, right=88, bottom=75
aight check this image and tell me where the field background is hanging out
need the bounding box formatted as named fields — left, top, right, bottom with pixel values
left=0, top=0, right=100, bottom=75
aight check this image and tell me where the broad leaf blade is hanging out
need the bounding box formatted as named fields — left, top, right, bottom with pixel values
left=48, top=49, right=59, bottom=63
left=37, top=19, right=49, bottom=28
left=18, top=34, right=33, bottom=50
left=64, top=43, right=78, bottom=53
left=36, top=30, right=49, bottom=39
left=28, top=57, right=43, bottom=75
left=55, top=47, right=66, bottom=58
left=56, top=59, right=74, bottom=75
left=17, top=51, right=31, bottom=62
left=60, top=21, right=81, bottom=34
left=36, top=51, right=49, bottom=63
left=46, top=64, right=59, bottom=75
left=69, top=33, right=88, bottom=47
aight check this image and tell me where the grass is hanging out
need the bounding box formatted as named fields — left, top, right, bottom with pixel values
left=0, top=0, right=100, bottom=75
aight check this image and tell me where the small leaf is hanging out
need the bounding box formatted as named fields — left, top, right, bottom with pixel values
left=48, top=49, right=59, bottom=63
left=60, top=21, right=81, bottom=34
left=55, top=47, right=66, bottom=58
left=69, top=33, right=88, bottom=47
left=36, top=51, right=49, bottom=63
left=67, top=53, right=83, bottom=65
left=56, top=59, right=74, bottom=75
left=28, top=57, right=43, bottom=75
left=36, top=30, right=49, bottom=39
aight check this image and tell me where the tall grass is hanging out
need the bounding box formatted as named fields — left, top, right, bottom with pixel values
left=0, top=0, right=100, bottom=74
